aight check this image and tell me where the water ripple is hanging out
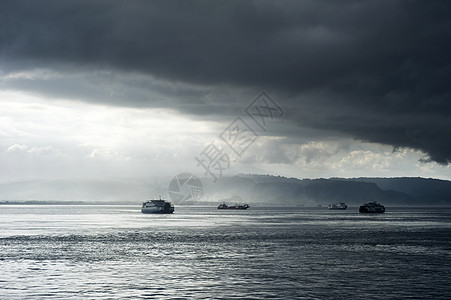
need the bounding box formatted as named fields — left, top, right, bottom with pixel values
left=1, top=206, right=450, bottom=299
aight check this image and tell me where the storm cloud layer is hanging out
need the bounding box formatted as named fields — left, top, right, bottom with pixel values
left=1, top=0, right=450, bottom=164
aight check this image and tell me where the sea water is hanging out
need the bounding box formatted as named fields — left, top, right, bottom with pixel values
left=1, top=205, right=450, bottom=299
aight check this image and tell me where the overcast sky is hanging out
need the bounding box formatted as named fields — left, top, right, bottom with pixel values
left=1, top=0, right=450, bottom=182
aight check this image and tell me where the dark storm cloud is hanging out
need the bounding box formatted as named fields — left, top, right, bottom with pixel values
left=1, top=0, right=451, bottom=163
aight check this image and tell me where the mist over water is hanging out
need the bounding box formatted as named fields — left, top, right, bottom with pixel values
left=1, top=205, right=450, bottom=299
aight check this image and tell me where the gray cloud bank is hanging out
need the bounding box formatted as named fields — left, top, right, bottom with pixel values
left=1, top=0, right=450, bottom=164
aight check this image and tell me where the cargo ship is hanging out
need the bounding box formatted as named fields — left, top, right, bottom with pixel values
left=217, top=202, right=250, bottom=209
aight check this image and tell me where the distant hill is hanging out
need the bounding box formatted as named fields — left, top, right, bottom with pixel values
left=0, top=175, right=450, bottom=206
left=202, top=174, right=451, bottom=206
left=344, top=177, right=451, bottom=204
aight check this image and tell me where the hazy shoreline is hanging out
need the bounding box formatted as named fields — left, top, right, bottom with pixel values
left=1, top=201, right=450, bottom=208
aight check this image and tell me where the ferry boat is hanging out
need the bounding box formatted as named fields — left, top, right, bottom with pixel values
left=328, top=202, right=347, bottom=210
left=359, top=200, right=385, bottom=213
left=217, top=202, right=250, bottom=210
left=141, top=199, right=174, bottom=214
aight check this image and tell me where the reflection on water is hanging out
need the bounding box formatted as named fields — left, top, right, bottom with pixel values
left=1, top=206, right=450, bottom=299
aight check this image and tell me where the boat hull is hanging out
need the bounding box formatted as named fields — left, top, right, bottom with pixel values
left=141, top=208, right=174, bottom=214
left=359, top=206, right=385, bottom=213
left=218, top=206, right=249, bottom=209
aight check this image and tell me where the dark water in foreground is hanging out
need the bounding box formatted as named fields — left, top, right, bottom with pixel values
left=1, top=205, right=450, bottom=299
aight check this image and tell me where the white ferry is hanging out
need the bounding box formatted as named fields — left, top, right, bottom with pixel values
left=141, top=199, right=174, bottom=214
left=328, top=202, right=347, bottom=210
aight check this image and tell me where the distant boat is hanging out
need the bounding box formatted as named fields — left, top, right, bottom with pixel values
left=217, top=202, right=250, bottom=210
left=141, top=199, right=174, bottom=214
left=328, top=202, right=347, bottom=210
left=359, top=200, right=385, bottom=213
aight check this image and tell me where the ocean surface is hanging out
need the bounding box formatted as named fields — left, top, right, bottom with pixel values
left=1, top=205, right=450, bottom=299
